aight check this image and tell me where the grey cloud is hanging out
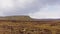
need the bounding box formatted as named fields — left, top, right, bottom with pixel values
left=29, top=0, right=60, bottom=19
left=0, top=0, right=60, bottom=17
left=2, top=0, right=40, bottom=16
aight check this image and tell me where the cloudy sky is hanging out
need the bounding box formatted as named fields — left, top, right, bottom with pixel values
left=0, top=0, right=60, bottom=19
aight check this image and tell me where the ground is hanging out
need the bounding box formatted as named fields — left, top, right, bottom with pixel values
left=0, top=16, right=60, bottom=34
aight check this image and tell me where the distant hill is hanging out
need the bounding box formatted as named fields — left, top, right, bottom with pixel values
left=0, top=16, right=33, bottom=21
left=0, top=16, right=60, bottom=22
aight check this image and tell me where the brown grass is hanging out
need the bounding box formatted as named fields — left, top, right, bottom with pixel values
left=0, top=16, right=59, bottom=34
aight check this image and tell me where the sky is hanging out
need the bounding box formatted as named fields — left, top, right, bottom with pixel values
left=0, top=0, right=60, bottom=19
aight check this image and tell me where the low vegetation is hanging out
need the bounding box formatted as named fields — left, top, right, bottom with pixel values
left=0, top=16, right=60, bottom=34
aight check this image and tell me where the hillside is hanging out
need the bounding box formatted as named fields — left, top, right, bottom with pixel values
left=0, top=16, right=60, bottom=34
left=0, top=16, right=32, bottom=21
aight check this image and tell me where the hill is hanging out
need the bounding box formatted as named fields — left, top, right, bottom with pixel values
left=0, top=16, right=60, bottom=34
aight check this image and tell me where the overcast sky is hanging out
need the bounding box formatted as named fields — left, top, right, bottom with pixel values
left=0, top=0, right=60, bottom=19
